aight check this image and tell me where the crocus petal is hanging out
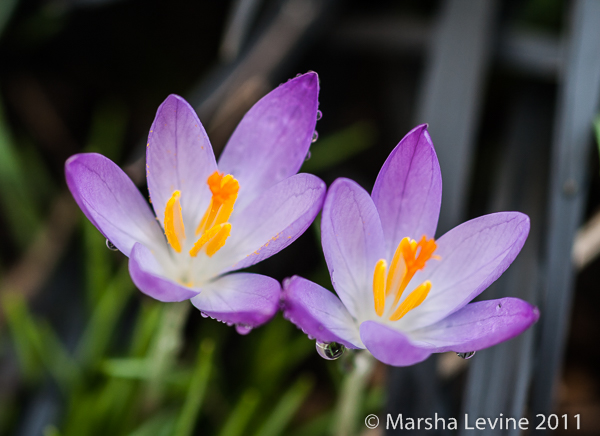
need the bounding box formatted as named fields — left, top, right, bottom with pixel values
left=281, top=276, right=363, bottom=349
left=409, top=297, right=539, bottom=352
left=147, top=95, right=218, bottom=228
left=65, top=153, right=165, bottom=257
left=397, top=212, right=530, bottom=331
left=212, top=173, right=326, bottom=272
left=321, top=178, right=385, bottom=321
left=218, top=72, right=319, bottom=210
left=190, top=273, right=280, bottom=329
left=129, top=243, right=199, bottom=302
left=372, top=125, right=442, bottom=259
left=360, top=320, right=432, bottom=367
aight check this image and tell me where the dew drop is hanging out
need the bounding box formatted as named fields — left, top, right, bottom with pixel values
left=305, top=150, right=312, bottom=161
left=106, top=239, right=119, bottom=251
left=236, top=324, right=253, bottom=335
left=316, top=110, right=322, bottom=120
left=457, top=351, right=476, bottom=360
left=312, top=131, right=319, bottom=143
left=200, top=312, right=209, bottom=318
left=316, top=341, right=345, bottom=360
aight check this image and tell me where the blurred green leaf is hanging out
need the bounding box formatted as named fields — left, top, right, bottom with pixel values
left=102, top=358, right=151, bottom=379
left=301, top=122, right=376, bottom=173
left=130, top=301, right=162, bottom=357
left=127, top=410, right=177, bottom=436
left=76, top=261, right=134, bottom=367
left=0, top=0, right=17, bottom=37
left=289, top=412, right=332, bottom=436
left=254, top=375, right=314, bottom=436
left=218, top=389, right=261, bottom=436
left=2, top=292, right=80, bottom=389
left=1, top=292, right=44, bottom=381
left=82, top=218, right=113, bottom=305
left=0, top=103, right=41, bottom=248
left=174, top=339, right=215, bottom=436
left=84, top=99, right=129, bottom=161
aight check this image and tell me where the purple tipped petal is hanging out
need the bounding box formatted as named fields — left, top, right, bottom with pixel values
left=190, top=273, right=280, bottom=328
left=372, top=125, right=442, bottom=259
left=65, top=153, right=164, bottom=257
left=129, top=243, right=199, bottom=302
left=281, top=276, right=363, bottom=349
left=409, top=297, right=539, bottom=352
left=360, top=321, right=432, bottom=367
left=215, top=173, right=326, bottom=272
left=321, top=178, right=385, bottom=321
left=218, top=73, right=319, bottom=210
left=147, top=95, right=218, bottom=227
left=399, top=212, right=530, bottom=330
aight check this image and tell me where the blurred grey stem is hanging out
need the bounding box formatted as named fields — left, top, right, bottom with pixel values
left=333, top=351, right=375, bottom=436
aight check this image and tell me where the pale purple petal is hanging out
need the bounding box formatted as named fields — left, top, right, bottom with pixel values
left=281, top=276, right=363, bottom=349
left=212, top=173, right=326, bottom=272
left=129, top=243, right=199, bottom=302
left=190, top=273, right=280, bottom=329
left=65, top=153, right=164, bottom=257
left=360, top=321, right=432, bottom=367
left=321, top=178, right=385, bottom=321
left=409, top=297, right=539, bottom=352
left=147, top=95, right=218, bottom=228
left=218, top=73, right=319, bottom=210
left=397, top=212, right=530, bottom=331
left=372, top=124, right=442, bottom=260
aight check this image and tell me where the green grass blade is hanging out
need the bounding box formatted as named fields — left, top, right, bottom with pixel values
left=254, top=375, right=314, bottom=436
left=174, top=339, right=215, bottom=436
left=218, top=389, right=261, bottom=436
left=76, top=262, right=135, bottom=367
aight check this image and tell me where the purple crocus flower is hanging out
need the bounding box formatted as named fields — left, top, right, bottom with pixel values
left=65, top=73, right=326, bottom=333
left=282, top=124, right=539, bottom=365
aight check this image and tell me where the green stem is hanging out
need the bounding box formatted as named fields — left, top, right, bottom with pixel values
left=144, top=301, right=191, bottom=409
left=333, top=351, right=376, bottom=436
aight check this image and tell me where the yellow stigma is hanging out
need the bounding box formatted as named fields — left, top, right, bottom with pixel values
left=371, top=236, right=439, bottom=321
left=189, top=171, right=239, bottom=257
left=164, top=190, right=186, bottom=253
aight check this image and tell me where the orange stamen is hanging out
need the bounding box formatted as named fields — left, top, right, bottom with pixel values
left=389, top=281, right=432, bottom=321
left=190, top=171, right=239, bottom=257
left=164, top=190, right=186, bottom=252
left=373, top=259, right=387, bottom=316
left=371, top=235, right=439, bottom=320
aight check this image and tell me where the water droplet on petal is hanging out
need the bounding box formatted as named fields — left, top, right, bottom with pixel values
left=457, top=351, right=476, bottom=360
left=316, top=110, right=322, bottom=120
left=226, top=322, right=233, bottom=327
left=316, top=341, right=345, bottom=360
left=236, top=324, right=253, bottom=335
left=305, top=150, right=312, bottom=161
left=312, top=131, right=319, bottom=143
left=200, top=312, right=209, bottom=318
left=106, top=239, right=119, bottom=251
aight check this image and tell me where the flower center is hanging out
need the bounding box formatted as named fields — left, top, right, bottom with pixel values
left=372, top=236, right=439, bottom=321
left=163, top=171, right=239, bottom=258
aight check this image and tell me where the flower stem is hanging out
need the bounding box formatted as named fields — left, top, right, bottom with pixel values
left=144, top=301, right=191, bottom=409
left=332, top=351, right=376, bottom=436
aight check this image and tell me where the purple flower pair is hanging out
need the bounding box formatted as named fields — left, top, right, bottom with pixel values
left=66, top=72, right=538, bottom=364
